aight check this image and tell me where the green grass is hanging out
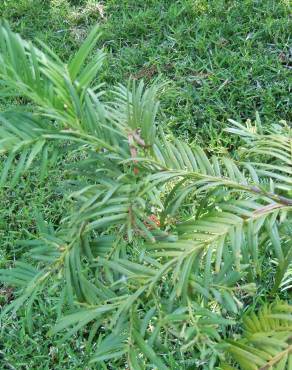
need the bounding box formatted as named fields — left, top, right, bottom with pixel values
left=1, top=0, right=291, bottom=143
left=0, top=0, right=291, bottom=368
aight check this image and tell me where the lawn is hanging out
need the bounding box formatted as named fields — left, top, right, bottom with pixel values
left=0, top=0, right=291, bottom=368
